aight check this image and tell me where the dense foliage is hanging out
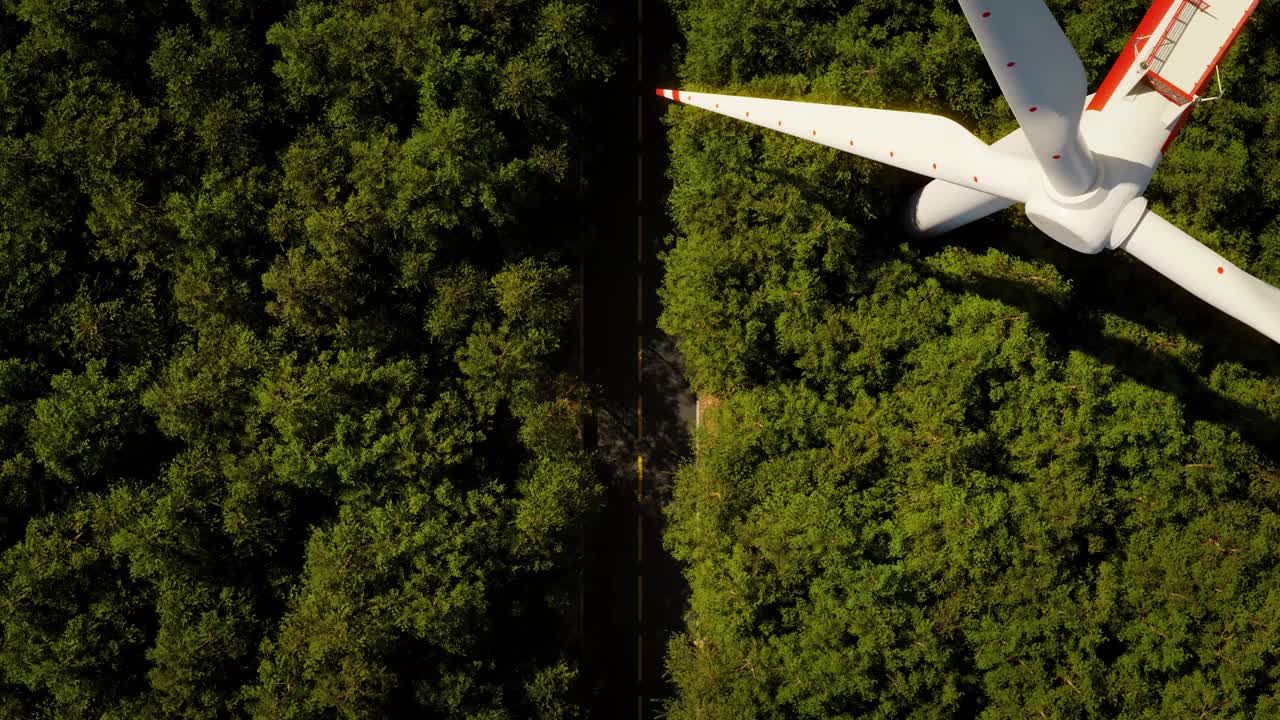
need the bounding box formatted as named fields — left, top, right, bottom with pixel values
left=659, top=0, right=1280, bottom=717
left=0, top=0, right=608, bottom=717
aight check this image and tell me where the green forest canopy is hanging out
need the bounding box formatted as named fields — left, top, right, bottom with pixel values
left=659, top=0, right=1280, bottom=717
left=3, top=0, right=1280, bottom=718
left=0, top=0, right=607, bottom=717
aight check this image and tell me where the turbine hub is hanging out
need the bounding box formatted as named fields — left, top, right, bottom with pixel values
left=1023, top=154, right=1146, bottom=255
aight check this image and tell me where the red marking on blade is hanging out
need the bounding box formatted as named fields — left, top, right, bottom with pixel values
left=1218, top=267, right=1225, bottom=274
left=1029, top=106, right=1038, bottom=112
left=1053, top=154, right=1062, bottom=160
left=849, top=139, right=854, bottom=146
left=932, top=163, right=937, bottom=169
left=745, top=111, right=750, bottom=117
left=1007, top=62, right=1016, bottom=67
left=982, top=11, right=991, bottom=17
left=811, top=130, right=817, bottom=136
left=777, top=120, right=782, bottom=127
left=973, top=176, right=979, bottom=183
left=890, top=151, right=895, bottom=157
left=672, top=90, right=681, bottom=102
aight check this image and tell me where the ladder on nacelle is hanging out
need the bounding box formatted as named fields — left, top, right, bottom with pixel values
left=1136, top=0, right=1226, bottom=106
left=1144, top=0, right=1201, bottom=75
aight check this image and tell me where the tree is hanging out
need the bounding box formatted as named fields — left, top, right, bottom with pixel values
left=27, top=360, right=155, bottom=491
left=0, top=0, right=607, bottom=714
left=0, top=491, right=154, bottom=719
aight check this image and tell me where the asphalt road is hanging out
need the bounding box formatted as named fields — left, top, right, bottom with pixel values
left=579, top=0, right=694, bottom=717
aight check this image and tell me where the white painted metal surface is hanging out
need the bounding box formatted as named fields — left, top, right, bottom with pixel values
left=903, top=129, right=1031, bottom=237
left=958, top=0, right=1096, bottom=197
left=1141, top=0, right=1256, bottom=101
left=655, top=89, right=1037, bottom=204
left=1120, top=207, right=1280, bottom=344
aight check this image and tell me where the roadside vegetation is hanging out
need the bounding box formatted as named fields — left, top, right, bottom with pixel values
left=0, top=0, right=608, bottom=717
left=659, top=0, right=1280, bottom=716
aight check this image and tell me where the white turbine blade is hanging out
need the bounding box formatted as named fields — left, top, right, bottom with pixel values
left=657, top=89, right=1035, bottom=204
left=958, top=0, right=1096, bottom=197
left=905, top=181, right=1014, bottom=238
left=904, top=125, right=1034, bottom=236
left=1118, top=208, right=1280, bottom=345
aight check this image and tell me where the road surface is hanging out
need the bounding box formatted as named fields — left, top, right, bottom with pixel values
left=579, top=0, right=694, bottom=717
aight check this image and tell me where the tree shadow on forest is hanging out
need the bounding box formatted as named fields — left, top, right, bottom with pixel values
left=934, top=219, right=1280, bottom=457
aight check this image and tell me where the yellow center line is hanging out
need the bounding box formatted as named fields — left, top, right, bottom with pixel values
left=636, top=4, right=647, bottom=717
left=636, top=455, right=644, bottom=499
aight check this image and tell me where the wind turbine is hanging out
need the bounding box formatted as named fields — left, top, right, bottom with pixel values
left=657, top=0, right=1280, bottom=345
